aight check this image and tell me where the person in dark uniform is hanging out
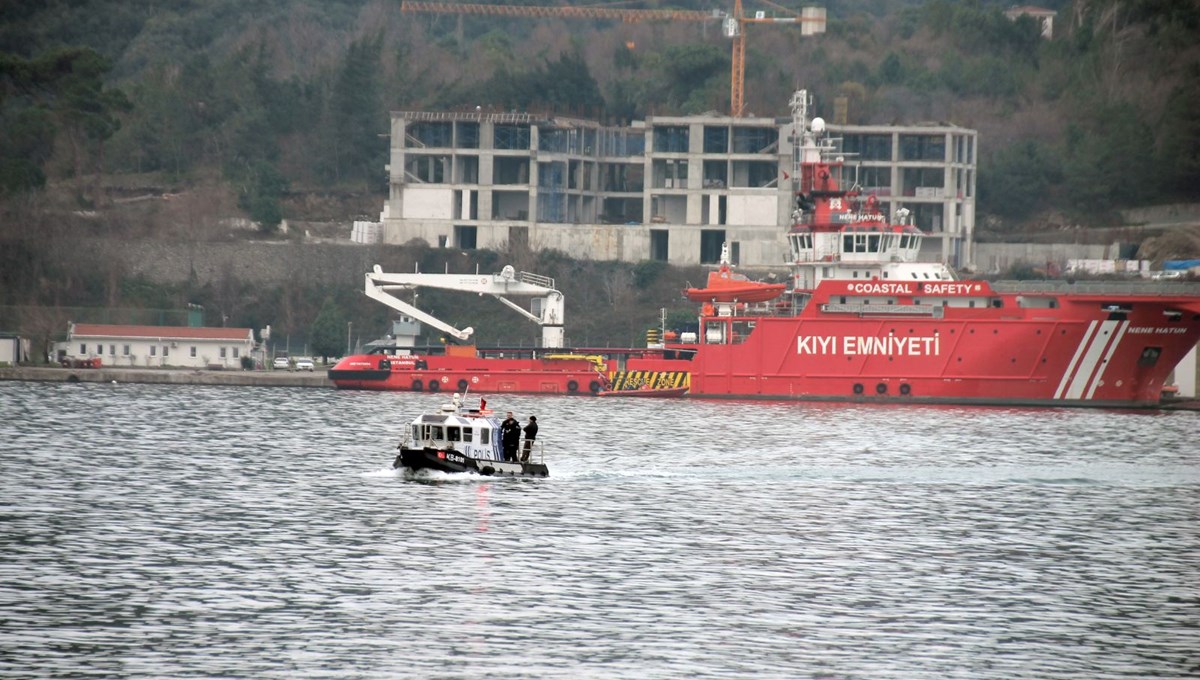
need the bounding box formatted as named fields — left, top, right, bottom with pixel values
left=500, top=411, right=521, bottom=462
left=521, top=415, right=538, bottom=462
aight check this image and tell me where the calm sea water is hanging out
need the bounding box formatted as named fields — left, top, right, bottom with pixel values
left=1, top=380, right=1197, bottom=679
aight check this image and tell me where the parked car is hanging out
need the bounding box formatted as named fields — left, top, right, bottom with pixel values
left=294, top=357, right=315, bottom=372
left=272, top=357, right=291, bottom=370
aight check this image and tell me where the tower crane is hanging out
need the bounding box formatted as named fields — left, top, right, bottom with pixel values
left=400, top=1, right=825, bottom=117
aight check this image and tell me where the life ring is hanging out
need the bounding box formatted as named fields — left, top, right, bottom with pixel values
left=589, top=380, right=603, bottom=394
left=457, top=379, right=469, bottom=391
left=852, top=383, right=864, bottom=395
left=567, top=380, right=579, bottom=393
left=899, top=383, right=911, bottom=396
left=876, top=383, right=888, bottom=395
left=411, top=379, right=423, bottom=392
left=428, top=380, right=441, bottom=392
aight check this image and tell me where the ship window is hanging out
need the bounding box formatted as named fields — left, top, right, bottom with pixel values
left=731, top=321, right=754, bottom=344
left=412, top=425, right=419, bottom=441
left=868, top=235, right=881, bottom=252
left=480, top=429, right=490, bottom=444
left=462, top=428, right=473, bottom=443
left=1138, top=347, right=1162, bottom=367
left=447, top=426, right=461, bottom=442
left=843, top=235, right=853, bottom=252
left=992, top=299, right=1002, bottom=308
left=883, top=272, right=889, bottom=278
left=969, top=300, right=975, bottom=308
left=430, top=426, right=443, bottom=440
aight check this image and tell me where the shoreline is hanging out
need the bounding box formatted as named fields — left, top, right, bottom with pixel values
left=0, top=366, right=331, bottom=388
left=2, top=366, right=1197, bottom=411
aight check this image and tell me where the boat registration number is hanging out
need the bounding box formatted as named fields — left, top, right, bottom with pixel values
left=445, top=452, right=465, bottom=464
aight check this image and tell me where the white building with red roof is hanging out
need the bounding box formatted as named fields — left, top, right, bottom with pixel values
left=60, top=323, right=258, bottom=369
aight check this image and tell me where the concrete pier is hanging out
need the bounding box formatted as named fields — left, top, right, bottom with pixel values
left=0, top=366, right=332, bottom=388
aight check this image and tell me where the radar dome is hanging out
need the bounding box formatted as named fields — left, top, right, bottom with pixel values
left=811, top=117, right=826, bottom=133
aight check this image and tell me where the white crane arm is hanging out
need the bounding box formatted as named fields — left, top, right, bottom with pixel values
left=363, top=274, right=475, bottom=341
left=364, top=265, right=566, bottom=348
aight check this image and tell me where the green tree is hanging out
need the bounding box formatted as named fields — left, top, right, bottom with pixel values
left=978, top=139, right=1062, bottom=221
left=0, top=47, right=129, bottom=198
left=329, top=34, right=384, bottom=187
left=310, top=296, right=346, bottom=362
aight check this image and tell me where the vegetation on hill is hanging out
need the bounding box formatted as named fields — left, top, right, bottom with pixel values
left=2, top=0, right=1199, bottom=351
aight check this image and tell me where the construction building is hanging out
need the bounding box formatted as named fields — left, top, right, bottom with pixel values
left=378, top=106, right=977, bottom=269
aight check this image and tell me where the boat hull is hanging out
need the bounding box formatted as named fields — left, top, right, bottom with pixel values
left=665, top=289, right=1200, bottom=407
left=395, top=447, right=549, bottom=478
left=330, top=354, right=609, bottom=396
left=685, top=284, right=786, bottom=303
left=333, top=285, right=1200, bottom=408
left=598, top=387, right=689, bottom=398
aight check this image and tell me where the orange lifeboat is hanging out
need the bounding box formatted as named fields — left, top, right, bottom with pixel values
left=685, top=263, right=786, bottom=303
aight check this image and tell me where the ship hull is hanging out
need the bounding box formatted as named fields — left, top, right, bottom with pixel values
left=331, top=289, right=1200, bottom=408
left=394, top=447, right=549, bottom=478
left=670, top=290, right=1200, bottom=407
left=329, top=354, right=611, bottom=396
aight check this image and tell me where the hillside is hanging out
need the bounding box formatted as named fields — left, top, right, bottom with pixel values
left=3, top=0, right=1200, bottom=348
left=3, top=1, right=1198, bottom=224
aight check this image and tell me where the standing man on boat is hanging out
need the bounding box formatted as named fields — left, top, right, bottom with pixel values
left=521, top=416, right=538, bottom=462
left=500, top=412, right=521, bottom=462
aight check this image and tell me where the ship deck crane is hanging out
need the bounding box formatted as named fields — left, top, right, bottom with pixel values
left=400, top=1, right=825, bottom=117
left=364, top=264, right=566, bottom=348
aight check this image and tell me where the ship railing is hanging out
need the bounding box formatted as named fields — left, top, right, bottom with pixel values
left=821, top=303, right=945, bottom=317
left=990, top=280, right=1200, bottom=296
left=522, top=440, right=545, bottom=465
left=517, top=271, right=556, bottom=289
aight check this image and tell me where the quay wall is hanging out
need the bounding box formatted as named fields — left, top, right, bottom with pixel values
left=49, top=238, right=397, bottom=287
left=0, top=366, right=331, bottom=388
left=52, top=237, right=1119, bottom=288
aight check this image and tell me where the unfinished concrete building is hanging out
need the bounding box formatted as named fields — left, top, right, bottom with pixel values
left=379, top=108, right=977, bottom=269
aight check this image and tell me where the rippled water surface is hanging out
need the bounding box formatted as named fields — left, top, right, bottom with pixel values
left=1, top=381, right=1198, bottom=678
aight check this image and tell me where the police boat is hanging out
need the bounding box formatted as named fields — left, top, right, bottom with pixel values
left=392, top=394, right=549, bottom=478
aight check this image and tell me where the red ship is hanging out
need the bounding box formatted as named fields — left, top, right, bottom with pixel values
left=330, top=91, right=1200, bottom=407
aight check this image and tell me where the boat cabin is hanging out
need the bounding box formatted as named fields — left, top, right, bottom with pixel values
left=406, top=396, right=503, bottom=462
